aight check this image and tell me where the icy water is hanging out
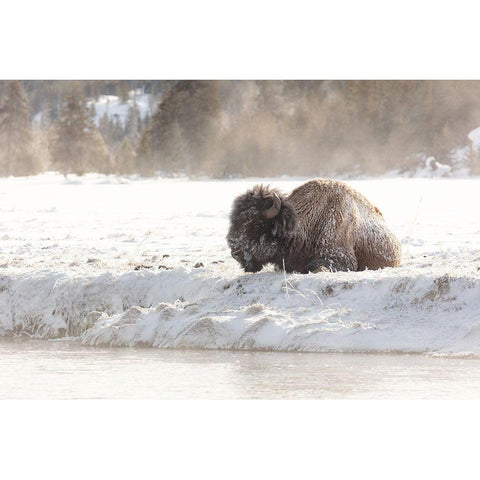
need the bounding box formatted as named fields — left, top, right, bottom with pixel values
left=2, top=338, right=480, bottom=399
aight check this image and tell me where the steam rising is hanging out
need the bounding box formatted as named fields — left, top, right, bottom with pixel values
left=1, top=80, right=480, bottom=177
left=147, top=80, right=480, bottom=177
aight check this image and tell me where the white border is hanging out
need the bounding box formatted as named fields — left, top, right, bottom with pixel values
left=2, top=401, right=478, bottom=479
left=3, top=0, right=480, bottom=79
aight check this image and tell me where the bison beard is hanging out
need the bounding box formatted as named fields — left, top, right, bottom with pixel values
left=226, top=179, right=401, bottom=273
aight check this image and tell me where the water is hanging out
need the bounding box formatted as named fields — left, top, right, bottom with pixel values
left=2, top=338, right=480, bottom=399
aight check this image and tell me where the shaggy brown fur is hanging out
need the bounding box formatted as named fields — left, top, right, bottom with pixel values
left=226, top=178, right=401, bottom=273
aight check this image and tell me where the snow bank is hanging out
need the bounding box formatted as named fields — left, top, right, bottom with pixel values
left=0, top=174, right=479, bottom=355
left=1, top=265, right=480, bottom=355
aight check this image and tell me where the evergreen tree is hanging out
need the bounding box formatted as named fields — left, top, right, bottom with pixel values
left=98, top=112, right=113, bottom=148
left=50, top=87, right=110, bottom=176
left=125, top=103, right=141, bottom=147
left=3, top=79, right=480, bottom=178
left=39, top=101, right=52, bottom=129
left=142, top=112, right=151, bottom=129
left=89, top=103, right=97, bottom=122
left=50, top=88, right=92, bottom=175
left=87, top=129, right=113, bottom=174
left=136, top=126, right=154, bottom=176
left=111, top=114, right=124, bottom=146
left=117, top=81, right=130, bottom=103
left=0, top=81, right=34, bottom=176
left=149, top=80, right=221, bottom=175
left=116, top=137, right=136, bottom=174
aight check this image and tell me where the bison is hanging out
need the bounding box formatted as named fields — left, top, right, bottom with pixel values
left=226, top=178, right=401, bottom=273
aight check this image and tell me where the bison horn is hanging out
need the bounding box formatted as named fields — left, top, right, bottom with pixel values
left=262, top=192, right=281, bottom=219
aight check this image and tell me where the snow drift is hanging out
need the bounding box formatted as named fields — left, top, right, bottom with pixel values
left=0, top=266, right=480, bottom=354
left=0, top=174, right=479, bottom=355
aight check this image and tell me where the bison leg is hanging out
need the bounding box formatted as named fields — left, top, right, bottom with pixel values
left=307, top=249, right=358, bottom=273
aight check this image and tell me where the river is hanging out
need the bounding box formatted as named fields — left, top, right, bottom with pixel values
left=2, top=338, right=480, bottom=399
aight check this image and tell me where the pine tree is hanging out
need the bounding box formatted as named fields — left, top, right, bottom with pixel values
left=142, top=112, right=151, bottom=129
left=125, top=103, right=141, bottom=147
left=87, top=129, right=113, bottom=174
left=149, top=80, right=221, bottom=175
left=4, top=79, right=480, bottom=178
left=136, top=126, right=154, bottom=176
left=50, top=88, right=92, bottom=175
left=111, top=114, right=124, bottom=146
left=116, top=137, right=136, bottom=174
left=39, top=101, right=52, bottom=129
left=98, top=112, right=113, bottom=149
left=89, top=103, right=97, bottom=122
left=117, top=81, right=130, bottom=103
left=50, top=86, right=110, bottom=176
left=0, top=81, right=34, bottom=176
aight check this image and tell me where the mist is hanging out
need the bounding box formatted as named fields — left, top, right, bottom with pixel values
left=1, top=80, right=480, bottom=178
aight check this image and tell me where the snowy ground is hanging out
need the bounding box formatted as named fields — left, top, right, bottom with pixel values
left=0, top=173, right=479, bottom=355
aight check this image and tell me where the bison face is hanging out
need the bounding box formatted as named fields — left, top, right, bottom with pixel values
left=226, top=185, right=297, bottom=273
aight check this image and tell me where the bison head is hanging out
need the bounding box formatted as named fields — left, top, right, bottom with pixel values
left=226, top=185, right=298, bottom=272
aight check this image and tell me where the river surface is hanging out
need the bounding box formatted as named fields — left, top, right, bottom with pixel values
left=1, top=338, right=480, bottom=399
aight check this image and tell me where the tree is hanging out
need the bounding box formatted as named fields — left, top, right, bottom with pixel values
left=0, top=81, right=34, bottom=176
left=149, top=80, right=221, bottom=175
left=125, top=103, right=141, bottom=147
left=111, top=114, right=124, bottom=146
left=98, top=112, right=113, bottom=149
left=115, top=137, right=136, bottom=174
left=88, top=129, right=114, bottom=174
left=117, top=81, right=130, bottom=103
left=136, top=126, right=154, bottom=176
left=89, top=103, right=97, bottom=121
left=50, top=86, right=110, bottom=176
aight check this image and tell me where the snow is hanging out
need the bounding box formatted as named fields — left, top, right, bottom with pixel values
left=386, top=125, right=480, bottom=178
left=0, top=173, right=479, bottom=355
left=468, top=126, right=480, bottom=148
left=422, top=156, right=452, bottom=177
left=32, top=90, right=154, bottom=127
left=88, top=90, right=152, bottom=127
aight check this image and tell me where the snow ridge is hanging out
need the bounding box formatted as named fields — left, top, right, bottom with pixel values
left=0, top=174, right=479, bottom=355
left=1, top=266, right=480, bottom=355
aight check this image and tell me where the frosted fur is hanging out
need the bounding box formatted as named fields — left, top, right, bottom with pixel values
left=227, top=179, right=401, bottom=273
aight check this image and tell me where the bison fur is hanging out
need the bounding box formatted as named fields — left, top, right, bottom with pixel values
left=226, top=179, right=401, bottom=273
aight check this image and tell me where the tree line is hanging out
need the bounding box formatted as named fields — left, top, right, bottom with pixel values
left=1, top=80, right=480, bottom=178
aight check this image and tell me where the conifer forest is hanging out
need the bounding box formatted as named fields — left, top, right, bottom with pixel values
left=1, top=80, right=480, bottom=178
